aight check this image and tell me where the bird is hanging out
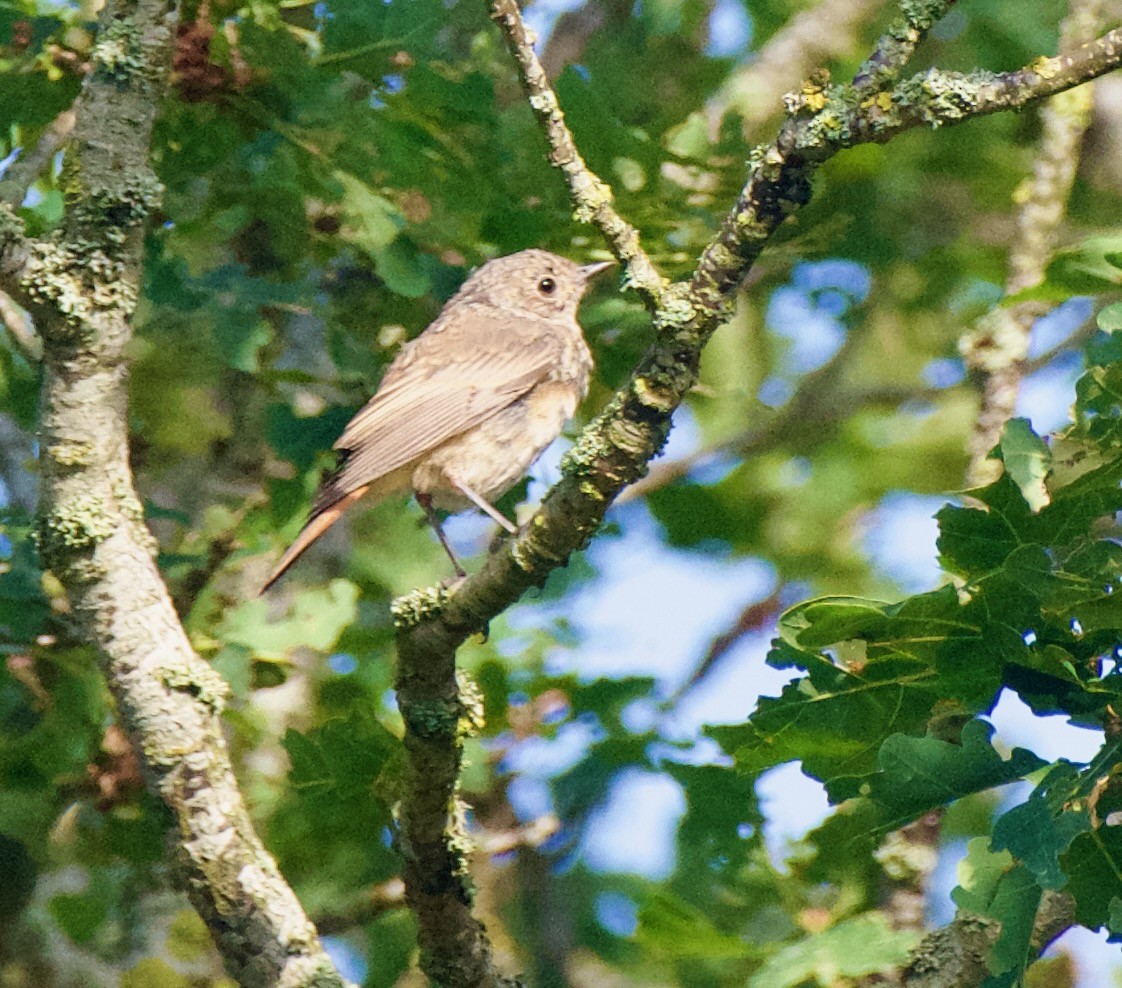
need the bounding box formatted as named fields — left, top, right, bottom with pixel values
left=262, top=249, right=613, bottom=591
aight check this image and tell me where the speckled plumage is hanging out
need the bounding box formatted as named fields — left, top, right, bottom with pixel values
left=263, top=249, right=609, bottom=589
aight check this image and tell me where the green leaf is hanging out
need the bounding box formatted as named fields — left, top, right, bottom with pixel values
left=711, top=588, right=1017, bottom=785
left=991, top=797, right=1090, bottom=890
left=120, top=959, right=192, bottom=988
left=664, top=110, right=710, bottom=159
left=266, top=403, right=356, bottom=472
left=49, top=888, right=108, bottom=945
left=636, top=890, right=759, bottom=960
left=995, top=419, right=1051, bottom=512
left=370, top=239, right=433, bottom=298
left=708, top=644, right=939, bottom=783
left=937, top=475, right=1033, bottom=575
left=1062, top=826, right=1122, bottom=938
left=283, top=709, right=400, bottom=797
left=1098, top=302, right=1122, bottom=333
left=952, top=838, right=1042, bottom=978
left=1010, top=235, right=1122, bottom=301
left=215, top=579, right=359, bottom=659
left=830, top=720, right=1046, bottom=823
left=746, top=914, right=920, bottom=988
left=335, top=170, right=405, bottom=253
left=283, top=727, right=332, bottom=789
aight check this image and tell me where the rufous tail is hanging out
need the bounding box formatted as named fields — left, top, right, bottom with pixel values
left=260, top=485, right=369, bottom=593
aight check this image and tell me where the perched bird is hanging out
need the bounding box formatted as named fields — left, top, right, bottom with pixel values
left=262, top=249, right=612, bottom=591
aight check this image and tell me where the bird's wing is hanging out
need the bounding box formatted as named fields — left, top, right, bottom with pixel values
left=312, top=317, right=557, bottom=513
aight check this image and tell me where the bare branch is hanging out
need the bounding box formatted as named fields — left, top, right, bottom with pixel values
left=26, top=1, right=351, bottom=984
left=621, top=317, right=882, bottom=502
left=487, top=0, right=667, bottom=308
left=0, top=108, right=76, bottom=209
left=313, top=879, right=408, bottom=937
left=667, top=589, right=783, bottom=708
left=962, top=0, right=1107, bottom=485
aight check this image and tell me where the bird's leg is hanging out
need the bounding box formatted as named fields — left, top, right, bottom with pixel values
left=449, top=476, right=518, bottom=534
left=416, top=492, right=466, bottom=578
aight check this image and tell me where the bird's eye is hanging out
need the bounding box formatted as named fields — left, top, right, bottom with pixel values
left=537, top=276, right=557, bottom=295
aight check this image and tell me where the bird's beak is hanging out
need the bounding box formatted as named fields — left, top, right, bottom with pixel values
left=578, top=259, right=615, bottom=282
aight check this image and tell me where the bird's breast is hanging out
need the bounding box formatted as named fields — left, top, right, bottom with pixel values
left=414, top=362, right=591, bottom=511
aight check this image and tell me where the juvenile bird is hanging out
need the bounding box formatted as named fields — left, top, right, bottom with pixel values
left=263, top=249, right=612, bottom=591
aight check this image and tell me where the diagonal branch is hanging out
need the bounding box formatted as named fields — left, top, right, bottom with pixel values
left=488, top=0, right=667, bottom=308
left=16, top=1, right=353, bottom=985
left=800, top=28, right=1122, bottom=158
left=0, top=108, right=77, bottom=209
left=852, top=0, right=958, bottom=95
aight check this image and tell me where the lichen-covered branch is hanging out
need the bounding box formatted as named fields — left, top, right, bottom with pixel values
left=902, top=892, right=1076, bottom=988
left=792, top=27, right=1122, bottom=159
left=394, top=628, right=518, bottom=988
left=692, top=26, right=1122, bottom=305
left=852, top=0, right=958, bottom=95
left=15, top=0, right=352, bottom=985
left=962, top=0, right=1106, bottom=485
left=487, top=0, right=667, bottom=308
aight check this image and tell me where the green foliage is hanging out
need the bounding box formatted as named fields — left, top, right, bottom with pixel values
left=745, top=913, right=921, bottom=988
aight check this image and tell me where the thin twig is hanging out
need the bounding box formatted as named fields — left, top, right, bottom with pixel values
left=313, top=879, right=408, bottom=936
left=627, top=298, right=1100, bottom=504
left=852, top=0, right=958, bottom=95
left=0, top=108, right=76, bottom=208
left=540, top=0, right=632, bottom=80
left=666, top=589, right=783, bottom=708
left=487, top=0, right=667, bottom=308
left=620, top=316, right=879, bottom=503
